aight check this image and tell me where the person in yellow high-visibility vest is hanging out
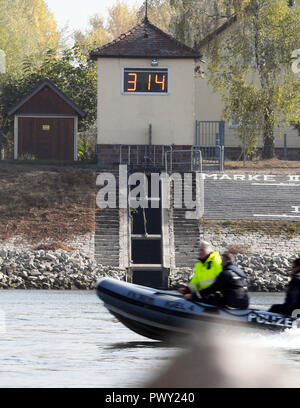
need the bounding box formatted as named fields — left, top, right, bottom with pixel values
left=179, top=241, right=222, bottom=298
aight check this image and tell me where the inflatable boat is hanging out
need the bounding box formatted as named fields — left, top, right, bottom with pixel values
left=96, top=277, right=300, bottom=341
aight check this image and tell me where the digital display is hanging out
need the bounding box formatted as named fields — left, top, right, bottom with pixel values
left=123, top=68, right=168, bottom=94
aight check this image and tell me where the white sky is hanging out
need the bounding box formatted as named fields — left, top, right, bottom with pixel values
left=45, top=0, right=144, bottom=32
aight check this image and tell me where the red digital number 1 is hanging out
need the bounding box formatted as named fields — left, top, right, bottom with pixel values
left=148, top=74, right=152, bottom=91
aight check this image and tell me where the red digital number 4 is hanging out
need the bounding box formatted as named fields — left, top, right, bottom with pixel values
left=155, top=74, right=166, bottom=91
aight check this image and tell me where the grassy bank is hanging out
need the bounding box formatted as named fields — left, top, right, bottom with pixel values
left=0, top=160, right=299, bottom=246
left=0, top=162, right=96, bottom=244
left=201, top=220, right=300, bottom=239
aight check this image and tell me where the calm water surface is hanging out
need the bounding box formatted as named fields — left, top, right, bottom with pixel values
left=0, top=290, right=299, bottom=388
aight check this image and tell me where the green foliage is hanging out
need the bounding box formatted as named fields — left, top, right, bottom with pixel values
left=137, top=0, right=175, bottom=32
left=169, top=0, right=240, bottom=47
left=74, top=14, right=112, bottom=48
left=170, top=0, right=300, bottom=158
left=0, top=44, right=97, bottom=154
left=205, top=0, right=300, bottom=158
left=77, top=122, right=97, bottom=161
left=0, top=0, right=59, bottom=74
left=74, top=0, right=139, bottom=48
left=78, top=139, right=92, bottom=161
left=75, top=0, right=174, bottom=48
left=107, top=0, right=139, bottom=38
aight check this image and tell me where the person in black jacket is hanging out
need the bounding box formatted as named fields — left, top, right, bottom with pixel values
left=186, top=252, right=249, bottom=309
left=269, top=258, right=300, bottom=316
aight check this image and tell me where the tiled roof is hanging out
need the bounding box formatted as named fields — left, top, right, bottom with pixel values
left=8, top=78, right=86, bottom=117
left=90, top=17, right=202, bottom=60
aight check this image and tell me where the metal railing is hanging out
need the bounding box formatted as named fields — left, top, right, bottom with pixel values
left=119, top=144, right=223, bottom=172
left=194, top=145, right=224, bottom=171
left=165, top=148, right=203, bottom=173
left=120, top=145, right=172, bottom=168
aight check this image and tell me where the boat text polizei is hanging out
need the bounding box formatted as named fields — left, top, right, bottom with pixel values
left=247, top=312, right=294, bottom=328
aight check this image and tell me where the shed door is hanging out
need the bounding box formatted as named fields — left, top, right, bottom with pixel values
left=18, top=117, right=74, bottom=161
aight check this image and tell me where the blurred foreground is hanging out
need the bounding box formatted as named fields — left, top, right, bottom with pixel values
left=147, top=324, right=300, bottom=388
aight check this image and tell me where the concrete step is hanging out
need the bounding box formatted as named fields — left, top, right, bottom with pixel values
left=95, top=257, right=119, bottom=262
left=95, top=227, right=119, bottom=231
left=95, top=237, right=119, bottom=243
left=96, top=222, right=119, bottom=225
left=94, top=241, right=119, bottom=246
left=95, top=254, right=119, bottom=259
left=172, top=202, right=200, bottom=268
left=94, top=242, right=119, bottom=248
left=96, top=225, right=119, bottom=229
left=95, top=259, right=119, bottom=267
left=96, top=223, right=119, bottom=227
left=95, top=250, right=119, bottom=255
left=95, top=216, right=120, bottom=220
left=95, top=233, right=119, bottom=238
left=96, top=218, right=119, bottom=222
left=95, top=172, right=121, bottom=267
left=95, top=246, right=120, bottom=250
left=95, top=229, right=120, bottom=234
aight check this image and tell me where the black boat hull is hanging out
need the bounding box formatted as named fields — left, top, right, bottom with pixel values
left=96, top=278, right=300, bottom=341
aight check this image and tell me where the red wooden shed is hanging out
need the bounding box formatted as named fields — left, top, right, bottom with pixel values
left=8, top=79, right=86, bottom=161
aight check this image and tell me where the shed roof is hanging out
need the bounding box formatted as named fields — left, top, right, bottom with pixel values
left=90, top=17, right=202, bottom=60
left=198, top=15, right=237, bottom=48
left=8, top=78, right=86, bottom=117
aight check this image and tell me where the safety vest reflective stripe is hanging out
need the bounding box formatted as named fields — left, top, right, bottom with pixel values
left=189, top=274, right=218, bottom=290
left=198, top=278, right=216, bottom=286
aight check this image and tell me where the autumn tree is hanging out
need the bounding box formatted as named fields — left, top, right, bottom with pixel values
left=0, top=0, right=59, bottom=73
left=75, top=0, right=178, bottom=49
left=137, top=0, right=175, bottom=33
left=171, top=0, right=300, bottom=158
left=207, top=0, right=300, bottom=158
left=169, top=0, right=242, bottom=47
left=74, top=14, right=112, bottom=48
left=75, top=1, right=140, bottom=48
left=107, top=0, right=139, bottom=38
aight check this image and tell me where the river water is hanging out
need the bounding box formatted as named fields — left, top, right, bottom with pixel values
left=0, top=290, right=299, bottom=388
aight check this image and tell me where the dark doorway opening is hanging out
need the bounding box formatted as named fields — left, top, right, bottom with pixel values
left=130, top=269, right=169, bottom=289
left=131, top=240, right=161, bottom=264
left=128, top=172, right=169, bottom=289
left=131, top=207, right=162, bottom=235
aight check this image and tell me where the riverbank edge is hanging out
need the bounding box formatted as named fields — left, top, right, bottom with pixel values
left=0, top=248, right=296, bottom=292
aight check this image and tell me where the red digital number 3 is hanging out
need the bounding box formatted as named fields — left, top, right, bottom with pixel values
left=127, top=73, right=137, bottom=91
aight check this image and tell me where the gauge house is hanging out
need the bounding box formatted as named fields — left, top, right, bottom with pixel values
left=90, top=17, right=207, bottom=170
left=90, top=17, right=208, bottom=288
